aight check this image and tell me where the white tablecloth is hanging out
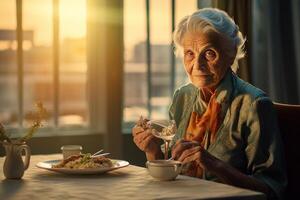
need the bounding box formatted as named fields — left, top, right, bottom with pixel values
left=0, top=154, right=265, bottom=200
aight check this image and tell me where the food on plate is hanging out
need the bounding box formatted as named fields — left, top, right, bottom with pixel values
left=52, top=153, right=113, bottom=169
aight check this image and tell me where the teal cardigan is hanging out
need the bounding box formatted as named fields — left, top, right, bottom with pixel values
left=168, top=71, right=287, bottom=200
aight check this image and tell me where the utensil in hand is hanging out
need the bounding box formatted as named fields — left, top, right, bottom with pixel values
left=167, top=157, right=174, bottom=161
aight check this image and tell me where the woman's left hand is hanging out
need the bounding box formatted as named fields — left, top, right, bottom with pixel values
left=171, top=139, right=220, bottom=170
left=172, top=139, right=271, bottom=196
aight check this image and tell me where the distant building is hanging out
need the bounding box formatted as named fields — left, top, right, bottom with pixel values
left=0, top=29, right=186, bottom=125
left=0, top=29, right=87, bottom=126
left=123, top=41, right=187, bottom=121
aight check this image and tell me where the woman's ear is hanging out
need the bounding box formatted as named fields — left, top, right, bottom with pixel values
left=227, top=47, right=237, bottom=66
left=215, top=32, right=237, bottom=67
left=220, top=38, right=237, bottom=67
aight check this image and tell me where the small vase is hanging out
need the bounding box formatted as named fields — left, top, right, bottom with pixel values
left=3, top=140, right=31, bottom=179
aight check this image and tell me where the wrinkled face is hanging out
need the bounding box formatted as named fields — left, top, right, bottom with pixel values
left=182, top=31, right=235, bottom=89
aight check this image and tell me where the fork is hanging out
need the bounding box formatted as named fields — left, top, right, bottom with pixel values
left=92, top=149, right=104, bottom=157
left=91, top=152, right=110, bottom=158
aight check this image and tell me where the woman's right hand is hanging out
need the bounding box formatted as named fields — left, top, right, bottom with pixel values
left=132, top=125, right=161, bottom=155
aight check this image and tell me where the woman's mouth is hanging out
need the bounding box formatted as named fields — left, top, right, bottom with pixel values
left=192, top=74, right=212, bottom=76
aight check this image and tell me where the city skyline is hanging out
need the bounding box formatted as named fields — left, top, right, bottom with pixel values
left=0, top=0, right=197, bottom=55
left=0, top=0, right=196, bottom=126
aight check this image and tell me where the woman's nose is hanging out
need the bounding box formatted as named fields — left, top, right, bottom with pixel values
left=194, top=57, right=206, bottom=70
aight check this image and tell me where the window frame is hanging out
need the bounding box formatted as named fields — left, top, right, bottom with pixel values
left=9, top=0, right=97, bottom=138
left=2, top=0, right=123, bottom=158
left=122, top=0, right=203, bottom=133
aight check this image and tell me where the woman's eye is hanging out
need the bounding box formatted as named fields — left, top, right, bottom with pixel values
left=204, top=50, right=216, bottom=61
left=184, top=50, right=194, bottom=61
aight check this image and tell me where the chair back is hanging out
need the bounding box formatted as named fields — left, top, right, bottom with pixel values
left=274, top=103, right=300, bottom=199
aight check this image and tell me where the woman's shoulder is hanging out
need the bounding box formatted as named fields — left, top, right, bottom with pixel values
left=174, top=83, right=198, bottom=98
left=229, top=74, right=276, bottom=114
left=233, top=74, right=269, bottom=102
left=169, top=83, right=198, bottom=122
left=170, top=83, right=198, bottom=113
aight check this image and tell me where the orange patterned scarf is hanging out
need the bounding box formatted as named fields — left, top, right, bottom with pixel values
left=185, top=92, right=222, bottom=146
left=183, top=92, right=222, bottom=178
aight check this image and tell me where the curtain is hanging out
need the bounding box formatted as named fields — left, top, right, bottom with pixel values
left=210, top=0, right=252, bottom=82
left=251, top=0, right=300, bottom=104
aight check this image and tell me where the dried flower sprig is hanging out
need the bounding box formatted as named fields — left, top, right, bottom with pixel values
left=0, top=123, right=11, bottom=143
left=0, top=102, right=47, bottom=144
left=19, top=102, right=47, bottom=142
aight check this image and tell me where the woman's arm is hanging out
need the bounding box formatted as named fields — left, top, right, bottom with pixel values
left=172, top=142, right=272, bottom=197
left=172, top=98, right=287, bottom=199
left=205, top=155, right=271, bottom=196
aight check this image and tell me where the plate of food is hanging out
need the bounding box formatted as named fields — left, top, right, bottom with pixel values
left=36, top=153, right=129, bottom=174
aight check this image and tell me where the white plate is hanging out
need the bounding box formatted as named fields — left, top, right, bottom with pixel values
left=36, top=159, right=129, bottom=175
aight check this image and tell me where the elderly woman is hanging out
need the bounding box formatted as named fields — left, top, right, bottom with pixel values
left=132, top=8, right=287, bottom=200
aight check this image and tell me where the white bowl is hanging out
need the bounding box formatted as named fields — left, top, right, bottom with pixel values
left=146, top=160, right=182, bottom=181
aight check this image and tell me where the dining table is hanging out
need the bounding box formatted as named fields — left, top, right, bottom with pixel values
left=0, top=154, right=266, bottom=200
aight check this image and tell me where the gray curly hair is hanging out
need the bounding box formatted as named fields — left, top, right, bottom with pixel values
left=173, top=8, right=246, bottom=72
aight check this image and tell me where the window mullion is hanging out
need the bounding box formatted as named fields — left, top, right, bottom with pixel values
left=146, top=0, right=152, bottom=118
left=86, top=0, right=107, bottom=134
left=16, top=0, right=23, bottom=128
left=170, top=0, right=176, bottom=95
left=53, top=0, right=60, bottom=128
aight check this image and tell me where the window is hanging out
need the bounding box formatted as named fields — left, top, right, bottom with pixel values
left=0, top=0, right=89, bottom=136
left=123, top=0, right=198, bottom=131
left=0, top=0, right=18, bottom=128
left=0, top=0, right=205, bottom=137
